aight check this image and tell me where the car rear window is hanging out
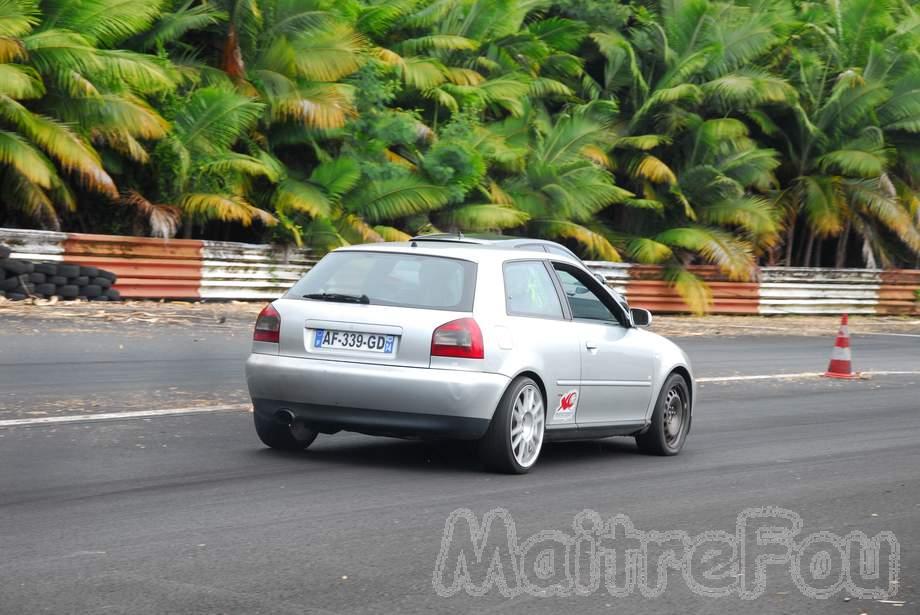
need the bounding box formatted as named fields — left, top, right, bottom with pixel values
left=288, top=251, right=477, bottom=311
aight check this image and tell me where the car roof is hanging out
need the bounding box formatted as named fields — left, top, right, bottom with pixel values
left=409, top=233, right=581, bottom=257
left=334, top=241, right=581, bottom=266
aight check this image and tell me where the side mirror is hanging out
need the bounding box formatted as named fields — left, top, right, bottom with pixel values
left=630, top=307, right=653, bottom=327
left=594, top=273, right=607, bottom=285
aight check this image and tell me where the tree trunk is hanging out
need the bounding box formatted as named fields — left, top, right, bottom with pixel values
left=802, top=230, right=815, bottom=267
left=784, top=221, right=796, bottom=266
left=222, top=23, right=246, bottom=80
left=834, top=220, right=851, bottom=268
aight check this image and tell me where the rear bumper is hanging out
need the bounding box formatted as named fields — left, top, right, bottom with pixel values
left=246, top=353, right=509, bottom=439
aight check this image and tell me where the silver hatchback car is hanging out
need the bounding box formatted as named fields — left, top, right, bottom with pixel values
left=246, top=242, right=694, bottom=473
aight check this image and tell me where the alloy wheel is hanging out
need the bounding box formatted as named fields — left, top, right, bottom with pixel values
left=510, top=384, right=544, bottom=468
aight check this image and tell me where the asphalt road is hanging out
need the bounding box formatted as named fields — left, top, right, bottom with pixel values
left=0, top=327, right=918, bottom=614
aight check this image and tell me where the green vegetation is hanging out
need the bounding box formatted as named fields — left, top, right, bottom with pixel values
left=2, top=0, right=920, bottom=309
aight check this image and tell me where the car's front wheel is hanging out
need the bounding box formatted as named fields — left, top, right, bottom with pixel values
left=480, top=377, right=545, bottom=474
left=254, top=412, right=318, bottom=451
left=636, top=373, right=690, bottom=455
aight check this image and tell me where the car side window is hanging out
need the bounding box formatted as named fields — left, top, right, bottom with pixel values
left=553, top=266, right=621, bottom=324
left=503, top=261, right=564, bottom=319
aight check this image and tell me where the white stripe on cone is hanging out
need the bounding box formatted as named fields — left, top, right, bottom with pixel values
left=830, top=345, right=851, bottom=361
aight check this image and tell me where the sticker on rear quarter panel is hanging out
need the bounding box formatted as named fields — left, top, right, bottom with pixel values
left=553, top=390, right=578, bottom=421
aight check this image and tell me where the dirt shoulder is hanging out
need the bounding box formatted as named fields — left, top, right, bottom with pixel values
left=2, top=297, right=918, bottom=337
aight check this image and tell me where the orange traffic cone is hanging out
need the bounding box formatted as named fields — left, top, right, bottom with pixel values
left=824, top=314, right=860, bottom=379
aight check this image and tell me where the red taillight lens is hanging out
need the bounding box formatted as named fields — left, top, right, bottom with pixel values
left=253, top=304, right=281, bottom=343
left=431, top=318, right=484, bottom=359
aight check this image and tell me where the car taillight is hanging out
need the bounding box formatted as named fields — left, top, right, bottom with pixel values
left=431, top=318, right=484, bottom=359
left=253, top=304, right=281, bottom=343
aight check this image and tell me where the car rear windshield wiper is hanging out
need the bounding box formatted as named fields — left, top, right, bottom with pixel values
left=303, top=292, right=370, bottom=304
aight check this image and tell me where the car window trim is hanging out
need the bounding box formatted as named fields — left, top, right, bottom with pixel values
left=501, top=258, right=568, bottom=321
left=549, top=261, right=630, bottom=328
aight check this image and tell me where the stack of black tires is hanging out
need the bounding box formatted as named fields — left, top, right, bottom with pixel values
left=1, top=245, right=121, bottom=301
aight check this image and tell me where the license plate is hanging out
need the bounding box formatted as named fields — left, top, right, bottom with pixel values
left=312, top=329, right=395, bottom=353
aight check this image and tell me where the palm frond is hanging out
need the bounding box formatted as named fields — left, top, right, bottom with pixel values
left=199, top=153, right=278, bottom=181
left=44, top=0, right=163, bottom=46
left=817, top=149, right=887, bottom=178
left=373, top=225, right=412, bottom=241
left=358, top=0, right=423, bottom=36
left=656, top=226, right=756, bottom=279
left=0, top=63, right=43, bottom=98
left=0, top=95, right=116, bottom=195
left=399, top=34, right=476, bottom=54
left=529, top=219, right=621, bottom=261
left=272, top=178, right=331, bottom=219
left=665, top=266, right=712, bottom=315
left=438, top=203, right=529, bottom=231
left=345, top=176, right=450, bottom=224
left=95, top=49, right=176, bottom=92
left=0, top=128, right=54, bottom=187
left=174, top=87, right=263, bottom=155
left=442, top=66, right=484, bottom=86
left=141, top=3, right=226, bottom=50
left=627, top=236, right=673, bottom=263
left=263, top=27, right=365, bottom=82
left=799, top=176, right=845, bottom=236
left=0, top=0, right=39, bottom=38
left=527, top=17, right=589, bottom=54
left=1, top=169, right=60, bottom=229
left=633, top=155, right=677, bottom=184
left=121, top=190, right=180, bottom=238
left=701, top=196, right=781, bottom=245
left=180, top=193, right=276, bottom=227
left=309, top=157, right=360, bottom=201
left=397, top=56, right=446, bottom=89
left=59, top=93, right=169, bottom=139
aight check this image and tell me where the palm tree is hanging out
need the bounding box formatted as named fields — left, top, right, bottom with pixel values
left=0, top=0, right=173, bottom=229
left=772, top=0, right=920, bottom=267
left=574, top=0, right=792, bottom=309
left=143, top=85, right=279, bottom=236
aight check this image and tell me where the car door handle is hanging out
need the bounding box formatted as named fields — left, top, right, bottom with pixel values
left=585, top=341, right=598, bottom=350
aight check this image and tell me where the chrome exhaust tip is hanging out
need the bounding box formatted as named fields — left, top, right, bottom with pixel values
left=275, top=409, right=295, bottom=426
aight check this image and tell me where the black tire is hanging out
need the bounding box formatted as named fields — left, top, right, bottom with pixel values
left=97, top=269, right=117, bottom=282
left=0, top=245, right=10, bottom=259
left=636, top=373, right=691, bottom=456
left=57, top=264, right=80, bottom=278
left=79, top=265, right=99, bottom=277
left=34, top=283, right=55, bottom=297
left=81, top=284, right=102, bottom=298
left=1, top=276, right=21, bottom=291
left=57, top=284, right=79, bottom=299
left=28, top=272, right=46, bottom=284
left=254, top=412, right=318, bottom=451
left=479, top=376, right=545, bottom=474
left=73, top=275, right=89, bottom=286
left=1, top=259, right=33, bottom=276
left=91, top=276, right=112, bottom=288
left=49, top=275, right=67, bottom=285
left=33, top=262, right=57, bottom=275
left=4, top=292, right=26, bottom=300
left=104, top=288, right=121, bottom=301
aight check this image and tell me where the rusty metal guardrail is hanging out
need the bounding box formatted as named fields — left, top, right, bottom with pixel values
left=201, top=241, right=317, bottom=300
left=1, top=228, right=918, bottom=313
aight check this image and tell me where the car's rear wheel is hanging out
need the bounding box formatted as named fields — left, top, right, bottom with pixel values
left=254, top=412, right=318, bottom=451
left=636, top=373, right=689, bottom=455
left=480, top=377, right=545, bottom=474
